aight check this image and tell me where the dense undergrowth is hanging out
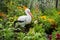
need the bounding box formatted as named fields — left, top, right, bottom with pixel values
left=0, top=8, right=60, bottom=40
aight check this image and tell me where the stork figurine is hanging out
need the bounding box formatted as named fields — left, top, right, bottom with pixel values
left=14, top=6, right=33, bottom=32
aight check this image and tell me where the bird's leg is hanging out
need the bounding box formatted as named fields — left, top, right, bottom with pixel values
left=24, top=23, right=32, bottom=33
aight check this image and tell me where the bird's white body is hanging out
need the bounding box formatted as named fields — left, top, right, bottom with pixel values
left=18, top=15, right=31, bottom=24
left=17, top=8, right=32, bottom=27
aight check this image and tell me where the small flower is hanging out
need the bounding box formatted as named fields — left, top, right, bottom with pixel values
left=17, top=6, right=21, bottom=9
left=58, top=12, right=60, bottom=15
left=49, top=34, right=52, bottom=40
left=56, top=33, right=60, bottom=39
left=34, top=20, right=38, bottom=24
left=48, top=18, right=55, bottom=24
left=40, top=16, right=46, bottom=20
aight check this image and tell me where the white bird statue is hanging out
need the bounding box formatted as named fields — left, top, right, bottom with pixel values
left=14, top=6, right=33, bottom=28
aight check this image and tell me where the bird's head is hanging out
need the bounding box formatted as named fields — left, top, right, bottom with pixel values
left=18, top=5, right=34, bottom=18
left=22, top=6, right=33, bottom=18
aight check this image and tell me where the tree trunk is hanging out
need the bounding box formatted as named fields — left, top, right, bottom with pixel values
left=56, top=0, right=58, bottom=9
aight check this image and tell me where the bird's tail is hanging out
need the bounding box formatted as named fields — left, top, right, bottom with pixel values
left=14, top=21, right=18, bottom=28
left=14, top=20, right=24, bottom=28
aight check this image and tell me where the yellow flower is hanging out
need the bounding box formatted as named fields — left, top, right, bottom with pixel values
left=48, top=18, right=55, bottom=24
left=17, top=6, right=22, bottom=9
left=40, top=16, right=46, bottom=20
left=58, top=12, right=60, bottom=15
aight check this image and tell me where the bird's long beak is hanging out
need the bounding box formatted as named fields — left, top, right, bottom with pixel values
left=29, top=12, right=33, bottom=18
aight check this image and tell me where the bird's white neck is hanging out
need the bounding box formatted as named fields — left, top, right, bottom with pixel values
left=25, top=9, right=32, bottom=17
left=26, top=13, right=31, bottom=17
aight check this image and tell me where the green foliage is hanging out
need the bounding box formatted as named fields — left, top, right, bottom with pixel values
left=0, top=0, right=60, bottom=40
left=3, top=28, right=14, bottom=40
left=44, top=8, right=57, bottom=16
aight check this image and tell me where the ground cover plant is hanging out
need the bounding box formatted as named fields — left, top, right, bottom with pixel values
left=0, top=0, right=60, bottom=40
